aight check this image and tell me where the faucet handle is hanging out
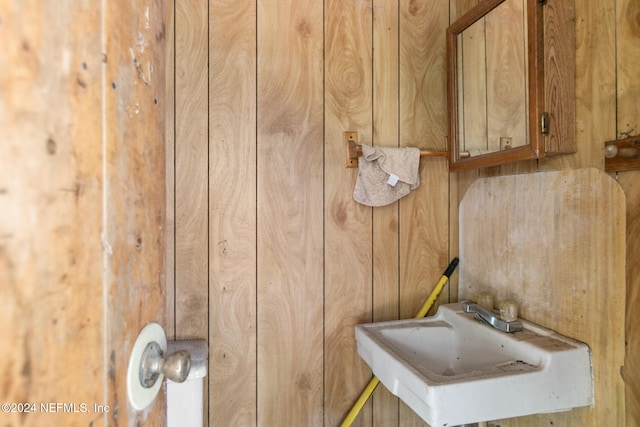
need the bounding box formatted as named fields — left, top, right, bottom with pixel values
left=498, top=300, right=518, bottom=322
left=476, top=292, right=495, bottom=310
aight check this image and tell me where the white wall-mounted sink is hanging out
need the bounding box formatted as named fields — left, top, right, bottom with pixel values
left=355, top=302, right=593, bottom=426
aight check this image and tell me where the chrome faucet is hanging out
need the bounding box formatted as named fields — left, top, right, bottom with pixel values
left=461, top=301, right=522, bottom=333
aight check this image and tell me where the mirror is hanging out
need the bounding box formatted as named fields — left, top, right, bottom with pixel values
left=447, top=0, right=544, bottom=171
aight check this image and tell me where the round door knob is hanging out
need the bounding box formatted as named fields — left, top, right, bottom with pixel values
left=139, top=341, right=192, bottom=388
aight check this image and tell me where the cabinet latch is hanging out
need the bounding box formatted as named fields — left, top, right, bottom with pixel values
left=540, top=112, right=550, bottom=135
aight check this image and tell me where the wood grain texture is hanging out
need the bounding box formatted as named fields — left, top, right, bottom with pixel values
left=449, top=0, right=481, bottom=305
left=543, top=0, right=576, bottom=155
left=616, top=0, right=640, bottom=424
left=103, top=0, right=167, bottom=423
left=399, top=0, right=450, bottom=323
left=209, top=0, right=257, bottom=425
left=622, top=171, right=640, bottom=426
left=459, top=14, right=489, bottom=152
left=459, top=168, right=626, bottom=426
left=1, top=1, right=166, bottom=425
left=372, top=0, right=401, bottom=424
left=616, top=0, right=640, bottom=139
left=485, top=0, right=527, bottom=151
left=541, top=0, right=613, bottom=171
left=0, top=2, right=105, bottom=425
left=166, top=0, right=640, bottom=424
left=399, top=1, right=450, bottom=425
left=451, top=1, right=639, bottom=425
left=257, top=1, right=325, bottom=426
left=174, top=0, right=209, bottom=338
left=324, top=1, right=374, bottom=424
left=166, top=0, right=176, bottom=340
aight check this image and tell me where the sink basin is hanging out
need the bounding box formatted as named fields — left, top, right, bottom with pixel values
left=355, top=302, right=593, bottom=426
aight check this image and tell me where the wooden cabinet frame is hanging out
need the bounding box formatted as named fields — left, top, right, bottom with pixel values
left=447, top=0, right=575, bottom=171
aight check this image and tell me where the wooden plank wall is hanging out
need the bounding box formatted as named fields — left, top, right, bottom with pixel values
left=616, top=0, right=640, bottom=424
left=166, top=0, right=640, bottom=426
left=168, top=1, right=450, bottom=426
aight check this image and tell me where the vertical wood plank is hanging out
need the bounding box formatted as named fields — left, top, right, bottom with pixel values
left=542, top=0, right=576, bottom=155
left=174, top=0, right=209, bottom=338
left=166, top=0, right=176, bottom=340
left=459, top=16, right=489, bottom=153
left=399, top=0, right=450, bottom=315
left=485, top=0, right=527, bottom=151
left=399, top=0, right=450, bottom=425
left=616, top=0, right=640, bottom=137
left=165, top=1, right=640, bottom=426
left=372, top=1, right=401, bottom=424
left=616, top=0, right=640, bottom=424
left=103, top=0, right=167, bottom=423
left=541, top=0, right=614, bottom=171
left=257, top=0, right=325, bottom=425
left=449, top=0, right=481, bottom=306
left=324, top=1, right=374, bottom=425
left=0, top=1, right=106, bottom=425
left=209, top=0, right=257, bottom=425
left=622, top=172, right=640, bottom=426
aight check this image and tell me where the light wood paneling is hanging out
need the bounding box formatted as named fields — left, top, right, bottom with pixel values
left=166, top=0, right=176, bottom=340
left=616, top=0, right=640, bottom=137
left=399, top=0, right=450, bottom=320
left=324, top=1, right=374, bottom=425
left=458, top=12, right=488, bottom=152
left=485, top=0, right=527, bottom=151
left=174, top=0, right=209, bottom=338
left=168, top=0, right=640, bottom=425
left=257, top=0, right=325, bottom=425
left=399, top=1, right=451, bottom=322
left=449, top=0, right=481, bottom=306
left=540, top=0, right=613, bottom=171
left=372, top=1, right=401, bottom=424
left=617, top=0, right=640, bottom=424
left=543, top=0, right=576, bottom=155
left=399, top=1, right=450, bottom=425
left=209, top=0, right=257, bottom=425
left=622, top=172, right=640, bottom=426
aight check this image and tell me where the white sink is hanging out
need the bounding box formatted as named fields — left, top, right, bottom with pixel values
left=355, top=302, right=593, bottom=426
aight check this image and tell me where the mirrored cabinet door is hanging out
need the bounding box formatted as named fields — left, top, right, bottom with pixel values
left=447, top=0, right=575, bottom=171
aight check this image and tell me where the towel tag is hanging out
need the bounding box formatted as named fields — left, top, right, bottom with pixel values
left=387, top=173, right=399, bottom=187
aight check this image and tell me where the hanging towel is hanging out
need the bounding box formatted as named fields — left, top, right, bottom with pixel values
left=353, top=144, right=421, bottom=207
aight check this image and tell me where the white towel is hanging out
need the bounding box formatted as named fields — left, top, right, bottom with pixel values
left=353, top=144, right=421, bottom=207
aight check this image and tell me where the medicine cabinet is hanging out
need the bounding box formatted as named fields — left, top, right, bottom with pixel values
left=447, top=0, right=575, bottom=171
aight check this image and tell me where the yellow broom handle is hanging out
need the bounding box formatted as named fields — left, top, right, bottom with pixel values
left=340, top=257, right=459, bottom=427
